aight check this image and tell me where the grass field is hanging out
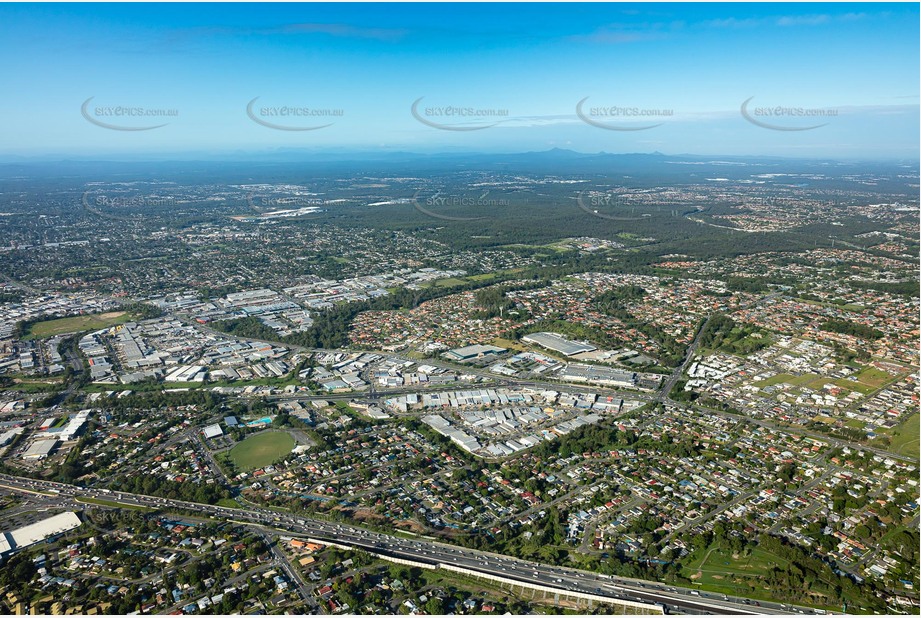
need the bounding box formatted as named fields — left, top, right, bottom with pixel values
left=683, top=546, right=789, bottom=595
left=681, top=546, right=843, bottom=612
left=2, top=380, right=62, bottom=393
left=492, top=337, right=529, bottom=353
left=686, top=546, right=788, bottom=574
left=228, top=430, right=295, bottom=470
left=421, top=268, right=524, bottom=290
left=468, top=270, right=519, bottom=281
left=833, top=378, right=876, bottom=395
left=76, top=497, right=151, bottom=511
left=854, top=366, right=893, bottom=388
left=755, top=373, right=816, bottom=388
left=889, top=413, right=919, bottom=459
left=430, top=277, right=467, bottom=288
left=27, top=311, right=130, bottom=339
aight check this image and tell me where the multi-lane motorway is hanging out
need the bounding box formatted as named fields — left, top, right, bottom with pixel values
left=0, top=473, right=824, bottom=615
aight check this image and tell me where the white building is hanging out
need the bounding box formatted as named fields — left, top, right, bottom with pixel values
left=0, top=511, right=82, bottom=555
left=202, top=424, right=224, bottom=439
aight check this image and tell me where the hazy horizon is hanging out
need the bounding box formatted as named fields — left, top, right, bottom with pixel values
left=0, top=2, right=918, bottom=160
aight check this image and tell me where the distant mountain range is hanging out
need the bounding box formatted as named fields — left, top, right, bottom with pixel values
left=0, top=148, right=914, bottom=179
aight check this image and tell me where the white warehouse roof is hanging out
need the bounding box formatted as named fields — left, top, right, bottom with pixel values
left=2, top=511, right=82, bottom=554
left=202, top=424, right=224, bottom=439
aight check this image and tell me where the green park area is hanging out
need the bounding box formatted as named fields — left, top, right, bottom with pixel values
left=754, top=373, right=816, bottom=388
left=228, top=431, right=295, bottom=470
left=430, top=277, right=468, bottom=288
left=26, top=311, right=130, bottom=339
left=852, top=366, right=894, bottom=388
left=683, top=546, right=789, bottom=597
left=422, top=269, right=524, bottom=290
left=888, top=413, right=919, bottom=459
left=833, top=378, right=876, bottom=395
left=76, top=497, right=151, bottom=511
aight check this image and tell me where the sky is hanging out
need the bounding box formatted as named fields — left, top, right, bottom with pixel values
left=0, top=2, right=917, bottom=160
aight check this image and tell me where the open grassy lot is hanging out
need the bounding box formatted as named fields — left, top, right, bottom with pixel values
left=683, top=546, right=790, bottom=597
left=76, top=497, right=151, bottom=511
left=492, top=337, right=529, bottom=353
left=682, top=546, right=837, bottom=612
left=755, top=373, right=817, bottom=388
left=854, top=366, right=894, bottom=388
left=686, top=546, right=788, bottom=575
left=421, top=268, right=525, bottom=289
left=888, top=413, right=919, bottom=459
left=833, top=378, right=876, bottom=395
left=430, top=277, right=467, bottom=288
left=1, top=379, right=63, bottom=393
left=27, top=311, right=129, bottom=339
left=228, top=430, right=295, bottom=470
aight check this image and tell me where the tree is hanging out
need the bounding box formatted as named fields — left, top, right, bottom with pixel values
left=425, top=597, right=444, bottom=614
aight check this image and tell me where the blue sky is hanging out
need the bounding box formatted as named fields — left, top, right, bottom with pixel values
left=0, top=3, right=917, bottom=159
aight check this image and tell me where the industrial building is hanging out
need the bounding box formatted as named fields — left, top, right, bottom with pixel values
left=48, top=410, right=90, bottom=441
left=202, top=424, right=224, bottom=439
left=0, top=511, right=82, bottom=556
left=521, top=332, right=597, bottom=356
left=558, top=364, right=635, bottom=388
left=164, top=365, right=207, bottom=383
left=421, top=414, right=481, bottom=453
left=0, top=427, right=23, bottom=448
left=22, top=439, right=57, bottom=460
left=443, top=344, right=506, bottom=362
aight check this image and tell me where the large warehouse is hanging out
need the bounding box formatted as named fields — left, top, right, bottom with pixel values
left=21, top=439, right=58, bottom=460
left=0, top=511, right=82, bottom=556
left=522, top=332, right=597, bottom=356
left=443, top=344, right=506, bottom=362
